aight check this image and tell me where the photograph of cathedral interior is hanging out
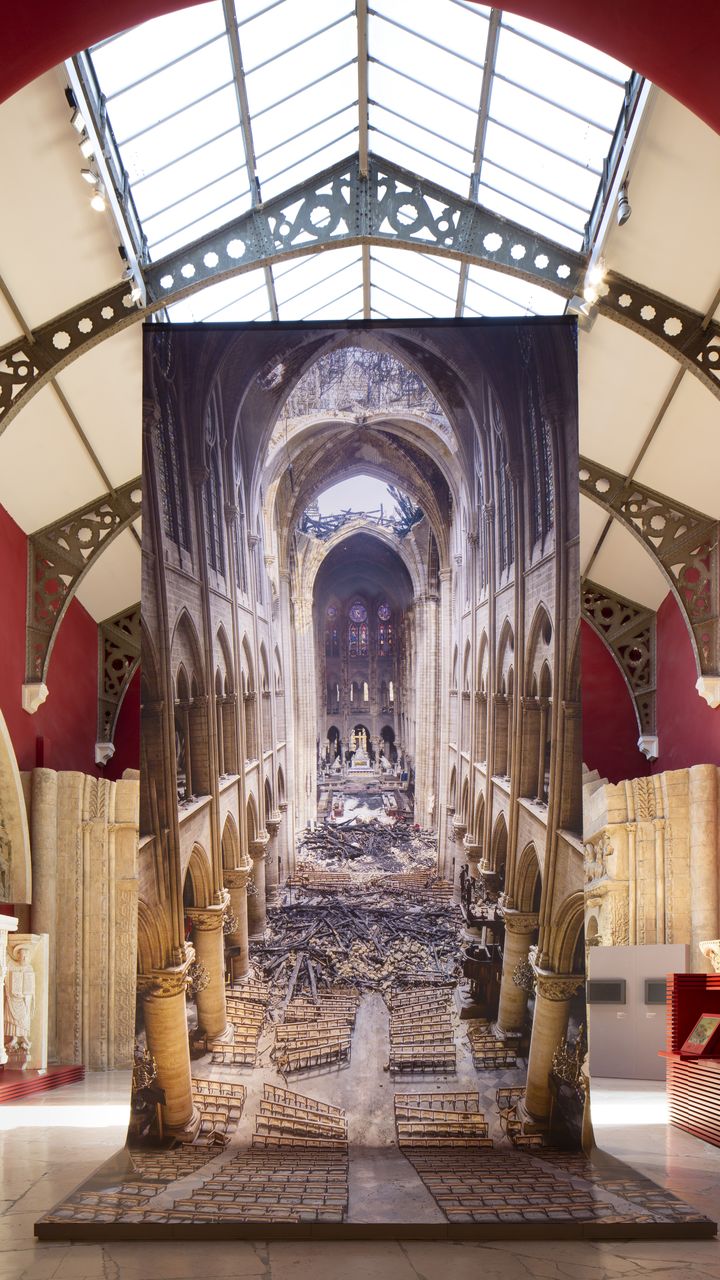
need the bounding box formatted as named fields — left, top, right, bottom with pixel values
left=0, top=0, right=719, bottom=1271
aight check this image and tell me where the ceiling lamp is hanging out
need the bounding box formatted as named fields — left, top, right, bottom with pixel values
left=79, top=135, right=95, bottom=160
left=80, top=168, right=98, bottom=185
left=90, top=185, right=107, bottom=213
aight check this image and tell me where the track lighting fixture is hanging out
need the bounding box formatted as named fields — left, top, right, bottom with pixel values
left=79, top=135, right=95, bottom=160
left=90, top=186, right=107, bottom=213
left=80, top=168, right=98, bottom=185
left=70, top=107, right=86, bottom=134
left=617, top=179, right=632, bottom=226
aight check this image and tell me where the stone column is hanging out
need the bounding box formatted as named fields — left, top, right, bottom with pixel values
left=248, top=832, right=270, bottom=936
left=496, top=911, right=538, bottom=1036
left=28, top=769, right=57, bottom=1059
left=524, top=972, right=584, bottom=1121
left=265, top=814, right=282, bottom=906
left=690, top=763, right=720, bottom=971
left=187, top=903, right=230, bottom=1042
left=462, top=836, right=482, bottom=882
left=225, top=857, right=252, bottom=981
left=140, top=958, right=198, bottom=1138
left=278, top=800, right=292, bottom=879
left=0, top=916, right=19, bottom=1066
left=450, top=818, right=466, bottom=888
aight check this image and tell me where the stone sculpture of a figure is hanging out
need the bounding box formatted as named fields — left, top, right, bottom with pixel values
left=4, top=944, right=35, bottom=1052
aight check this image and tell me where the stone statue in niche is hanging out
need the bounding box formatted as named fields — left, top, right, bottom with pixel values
left=4, top=944, right=35, bottom=1066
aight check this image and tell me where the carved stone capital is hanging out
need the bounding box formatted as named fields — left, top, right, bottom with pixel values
left=187, top=904, right=225, bottom=932
left=278, top=801, right=288, bottom=813
left=502, top=910, right=539, bottom=935
left=190, top=461, right=210, bottom=488
left=534, top=971, right=584, bottom=1002
left=266, top=811, right=282, bottom=835
left=224, top=502, right=239, bottom=525
left=139, top=953, right=195, bottom=999
left=247, top=533, right=260, bottom=548
left=224, top=864, right=251, bottom=889
left=95, top=741, right=116, bottom=766
left=699, top=939, right=720, bottom=973
left=637, top=734, right=659, bottom=760
left=250, top=833, right=270, bottom=860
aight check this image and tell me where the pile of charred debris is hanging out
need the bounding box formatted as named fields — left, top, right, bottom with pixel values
left=252, top=873, right=461, bottom=1003
left=297, top=821, right=437, bottom=874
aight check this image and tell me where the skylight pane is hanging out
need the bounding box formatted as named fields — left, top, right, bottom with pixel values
left=243, top=15, right=356, bottom=115
left=481, top=160, right=587, bottom=235
left=284, top=263, right=363, bottom=320
left=167, top=268, right=268, bottom=322
left=261, top=132, right=357, bottom=201
left=496, top=27, right=627, bottom=126
left=489, top=78, right=613, bottom=176
left=122, top=85, right=239, bottom=183
left=369, top=103, right=473, bottom=169
left=484, top=120, right=600, bottom=209
left=250, top=62, right=358, bottom=163
left=467, top=264, right=567, bottom=317
left=147, top=191, right=252, bottom=259
left=372, top=0, right=489, bottom=63
left=112, top=40, right=234, bottom=147
left=372, top=285, right=432, bottom=320
left=239, top=0, right=350, bottom=70
left=91, top=2, right=226, bottom=97
left=371, top=255, right=456, bottom=318
left=255, top=105, right=357, bottom=184
left=133, top=128, right=246, bottom=221
left=274, top=248, right=360, bottom=307
left=143, top=168, right=249, bottom=244
left=501, top=13, right=630, bottom=84
left=369, top=11, right=484, bottom=108
left=372, top=248, right=460, bottom=311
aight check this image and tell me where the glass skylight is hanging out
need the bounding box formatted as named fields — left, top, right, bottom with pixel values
left=85, top=0, right=634, bottom=324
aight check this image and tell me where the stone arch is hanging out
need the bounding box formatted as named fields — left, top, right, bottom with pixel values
left=221, top=813, right=240, bottom=870
left=490, top=812, right=508, bottom=888
left=473, top=791, right=485, bottom=846
left=460, top=777, right=470, bottom=828
left=448, top=765, right=457, bottom=811
left=137, top=898, right=167, bottom=973
left=183, top=842, right=213, bottom=910
left=246, top=792, right=259, bottom=845
left=240, top=634, right=258, bottom=761
left=516, top=842, right=542, bottom=913
left=0, top=709, right=31, bottom=903
left=264, top=776, right=274, bottom=817
left=550, top=892, right=586, bottom=974
left=462, top=640, right=472, bottom=692
left=277, top=764, right=286, bottom=804
left=274, top=644, right=283, bottom=692
left=525, top=603, right=553, bottom=695
left=170, top=608, right=204, bottom=695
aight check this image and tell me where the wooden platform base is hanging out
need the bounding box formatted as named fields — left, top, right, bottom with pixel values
left=0, top=1064, right=84, bottom=1103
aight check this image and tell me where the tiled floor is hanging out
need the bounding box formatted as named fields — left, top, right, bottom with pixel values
left=1, top=1073, right=719, bottom=1278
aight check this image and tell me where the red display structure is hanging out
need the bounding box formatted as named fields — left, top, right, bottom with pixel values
left=664, top=972, right=720, bottom=1148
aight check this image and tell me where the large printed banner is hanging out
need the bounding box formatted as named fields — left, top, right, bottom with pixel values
left=36, top=320, right=711, bottom=1238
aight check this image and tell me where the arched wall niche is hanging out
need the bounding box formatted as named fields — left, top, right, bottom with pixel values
left=0, top=708, right=31, bottom=903
left=182, top=842, right=213, bottom=911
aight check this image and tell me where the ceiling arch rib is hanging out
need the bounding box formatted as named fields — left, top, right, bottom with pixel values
left=3, top=152, right=720, bottom=434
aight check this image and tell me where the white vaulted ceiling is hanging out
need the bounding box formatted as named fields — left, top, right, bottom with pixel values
left=0, top=3, right=718, bottom=625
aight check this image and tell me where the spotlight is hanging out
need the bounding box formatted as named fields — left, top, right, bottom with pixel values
left=586, top=259, right=606, bottom=288
left=90, top=186, right=107, bottom=213
left=130, top=284, right=143, bottom=303
left=80, top=168, right=98, bottom=185
left=617, top=180, right=631, bottom=226
left=70, top=107, right=86, bottom=134
left=79, top=135, right=95, bottom=160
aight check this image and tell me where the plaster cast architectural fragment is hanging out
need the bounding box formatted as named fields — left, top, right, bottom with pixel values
left=21, top=682, right=49, bottom=716
left=24, top=768, right=139, bottom=1068
left=0, top=915, right=18, bottom=1067
left=695, top=676, right=720, bottom=708
left=699, top=940, right=720, bottom=972
left=97, top=603, right=141, bottom=746
left=583, top=765, right=720, bottom=971
left=0, top=708, right=32, bottom=902
left=581, top=579, right=656, bottom=737
left=579, top=457, right=719, bottom=678
left=26, top=480, right=142, bottom=688
left=3, top=933, right=48, bottom=1070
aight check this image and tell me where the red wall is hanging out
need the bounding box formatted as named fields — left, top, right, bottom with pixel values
left=652, top=592, right=720, bottom=772
left=2, top=2, right=720, bottom=137
left=0, top=503, right=100, bottom=775
left=581, top=618, right=650, bottom=784
left=105, top=666, right=141, bottom=781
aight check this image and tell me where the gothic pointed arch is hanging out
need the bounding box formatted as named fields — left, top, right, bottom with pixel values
left=0, top=709, right=31, bottom=903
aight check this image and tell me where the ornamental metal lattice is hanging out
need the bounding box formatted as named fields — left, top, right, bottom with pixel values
left=97, top=603, right=141, bottom=744
left=581, top=579, right=656, bottom=735
left=26, top=477, right=142, bottom=684
left=579, top=457, right=719, bottom=677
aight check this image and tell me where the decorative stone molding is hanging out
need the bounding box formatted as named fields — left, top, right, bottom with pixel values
left=534, top=971, right=585, bottom=1002
left=584, top=832, right=613, bottom=886
left=699, top=940, right=720, bottom=973
left=266, top=811, right=282, bottom=836
left=581, top=579, right=656, bottom=737
left=95, top=741, right=116, bottom=766
left=97, top=603, right=141, bottom=745
left=26, top=479, right=142, bottom=688
left=696, top=676, right=720, bottom=709
left=21, top=682, right=49, bottom=715
left=637, top=734, right=659, bottom=760
left=139, top=954, right=194, bottom=1000
left=579, top=459, right=719, bottom=678
left=224, top=864, right=251, bottom=888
